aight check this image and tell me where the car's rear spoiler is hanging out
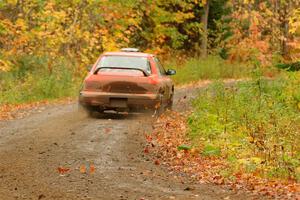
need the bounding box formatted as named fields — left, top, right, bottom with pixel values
left=93, top=67, right=150, bottom=76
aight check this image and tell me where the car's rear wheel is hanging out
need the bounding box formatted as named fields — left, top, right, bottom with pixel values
left=78, top=103, right=102, bottom=117
left=152, top=94, right=165, bottom=117
left=166, top=94, right=174, bottom=110
left=166, top=101, right=173, bottom=110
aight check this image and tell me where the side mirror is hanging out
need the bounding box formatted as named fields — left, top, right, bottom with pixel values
left=87, top=65, right=93, bottom=72
left=166, top=69, right=176, bottom=76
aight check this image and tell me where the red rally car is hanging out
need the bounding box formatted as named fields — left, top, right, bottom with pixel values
left=79, top=48, right=176, bottom=114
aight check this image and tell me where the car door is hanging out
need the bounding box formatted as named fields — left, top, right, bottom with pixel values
left=153, top=57, right=173, bottom=105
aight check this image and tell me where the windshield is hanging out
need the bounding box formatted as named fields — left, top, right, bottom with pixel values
left=96, top=56, right=151, bottom=74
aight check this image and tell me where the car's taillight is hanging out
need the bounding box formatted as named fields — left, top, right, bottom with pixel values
left=83, top=81, right=101, bottom=90
left=148, top=76, right=158, bottom=85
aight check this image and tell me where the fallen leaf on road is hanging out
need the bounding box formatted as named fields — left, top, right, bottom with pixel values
left=145, top=134, right=152, bottom=142
left=144, top=147, right=149, bottom=154
left=57, top=167, right=70, bottom=174
left=154, top=160, right=160, bottom=165
left=90, top=164, right=95, bottom=174
left=105, top=128, right=111, bottom=134
left=80, top=165, right=86, bottom=173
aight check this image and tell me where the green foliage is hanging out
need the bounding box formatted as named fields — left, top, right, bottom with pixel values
left=202, top=145, right=221, bottom=156
left=188, top=73, right=300, bottom=180
left=166, top=56, right=251, bottom=85
left=142, top=0, right=229, bottom=53
left=276, top=62, right=300, bottom=71
left=0, top=56, right=83, bottom=105
left=177, top=144, right=192, bottom=151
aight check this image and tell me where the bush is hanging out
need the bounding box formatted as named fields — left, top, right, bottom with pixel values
left=0, top=55, right=84, bottom=105
left=276, top=62, right=300, bottom=71
left=188, top=72, right=300, bottom=180
left=165, top=56, right=252, bottom=85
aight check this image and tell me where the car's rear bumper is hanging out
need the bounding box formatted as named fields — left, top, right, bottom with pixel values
left=79, top=91, right=160, bottom=110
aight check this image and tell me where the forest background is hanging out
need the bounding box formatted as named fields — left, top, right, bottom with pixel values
left=1, top=0, right=300, bottom=103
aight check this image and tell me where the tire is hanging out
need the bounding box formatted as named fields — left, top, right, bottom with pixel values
left=166, top=100, right=173, bottom=110
left=78, top=103, right=98, bottom=117
left=166, top=94, right=174, bottom=110
left=152, top=94, right=164, bottom=117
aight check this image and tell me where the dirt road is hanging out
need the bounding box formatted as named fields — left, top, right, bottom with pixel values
left=0, top=88, right=255, bottom=200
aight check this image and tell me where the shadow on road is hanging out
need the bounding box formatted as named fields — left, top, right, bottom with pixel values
left=89, top=110, right=155, bottom=120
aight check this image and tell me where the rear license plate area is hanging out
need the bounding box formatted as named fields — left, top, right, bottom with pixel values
left=109, top=98, right=128, bottom=107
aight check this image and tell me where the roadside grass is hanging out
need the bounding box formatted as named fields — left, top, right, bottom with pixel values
left=0, top=55, right=83, bottom=105
left=165, top=56, right=282, bottom=85
left=187, top=72, right=300, bottom=181
left=165, top=56, right=253, bottom=85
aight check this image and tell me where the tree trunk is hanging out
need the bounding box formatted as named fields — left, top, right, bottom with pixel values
left=281, top=1, right=291, bottom=57
left=200, top=0, right=210, bottom=58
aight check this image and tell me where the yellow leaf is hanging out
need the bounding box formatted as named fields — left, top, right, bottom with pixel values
left=0, top=59, right=12, bottom=72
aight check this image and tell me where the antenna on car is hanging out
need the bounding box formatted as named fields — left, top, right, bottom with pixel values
left=120, top=48, right=140, bottom=52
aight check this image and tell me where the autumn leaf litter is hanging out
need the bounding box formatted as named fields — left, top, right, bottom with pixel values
left=147, top=83, right=300, bottom=199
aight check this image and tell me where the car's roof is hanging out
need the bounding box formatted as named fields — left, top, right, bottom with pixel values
left=103, top=51, right=154, bottom=57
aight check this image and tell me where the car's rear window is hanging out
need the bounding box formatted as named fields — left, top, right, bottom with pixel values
left=97, top=56, right=151, bottom=74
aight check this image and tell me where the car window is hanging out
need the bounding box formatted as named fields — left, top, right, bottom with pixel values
left=97, top=68, right=144, bottom=76
left=97, top=56, right=151, bottom=74
left=154, top=57, right=166, bottom=76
